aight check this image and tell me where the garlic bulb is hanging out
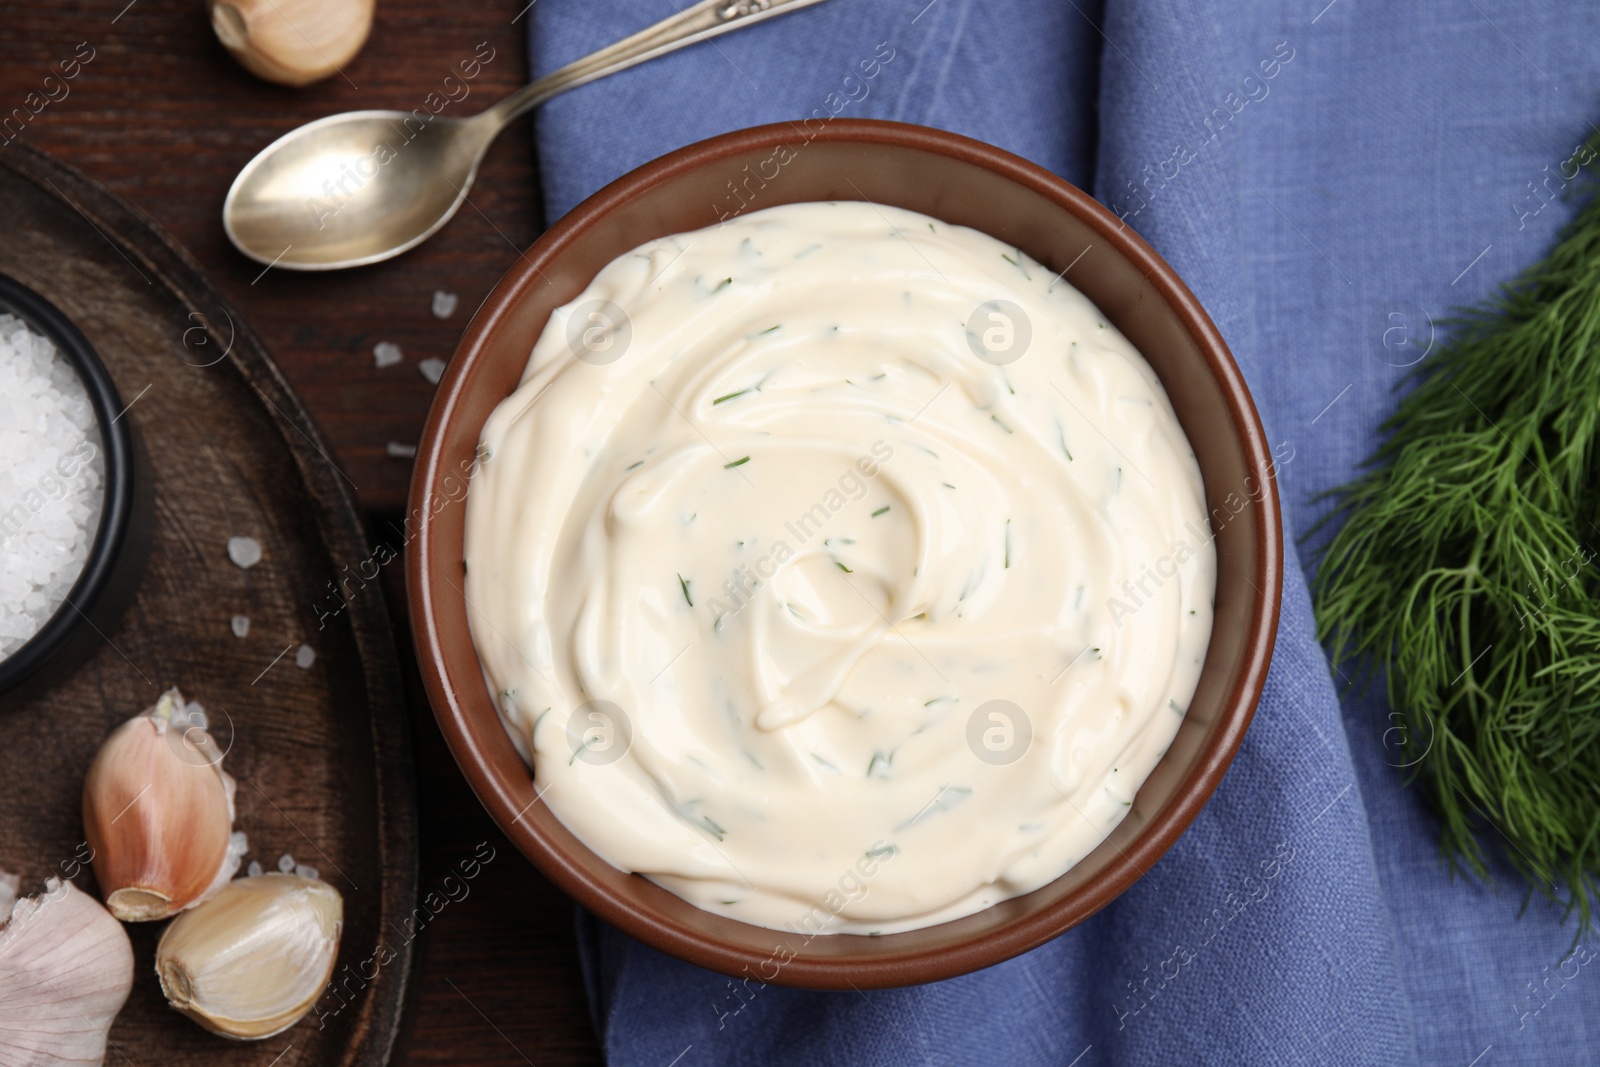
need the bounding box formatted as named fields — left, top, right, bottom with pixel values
left=0, top=874, right=135, bottom=1066
left=156, top=874, right=343, bottom=1040
left=208, top=0, right=374, bottom=88
left=82, top=688, right=242, bottom=922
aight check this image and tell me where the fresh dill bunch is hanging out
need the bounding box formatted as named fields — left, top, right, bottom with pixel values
left=1312, top=147, right=1600, bottom=934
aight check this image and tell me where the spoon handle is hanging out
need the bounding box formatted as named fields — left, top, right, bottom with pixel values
left=479, top=0, right=833, bottom=130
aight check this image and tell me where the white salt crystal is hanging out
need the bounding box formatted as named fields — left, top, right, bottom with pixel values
left=0, top=313, right=106, bottom=659
left=277, top=853, right=296, bottom=873
left=230, top=830, right=248, bottom=853
left=247, top=860, right=264, bottom=878
left=295, top=643, right=315, bottom=669
left=0, top=870, right=18, bottom=925
left=231, top=614, right=250, bottom=638
left=373, top=341, right=403, bottom=368
left=386, top=441, right=417, bottom=459
left=227, top=535, right=261, bottom=569
left=418, top=358, right=446, bottom=385
left=431, top=290, right=458, bottom=319
left=295, top=864, right=320, bottom=881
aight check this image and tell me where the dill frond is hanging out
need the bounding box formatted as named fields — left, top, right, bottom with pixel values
left=1313, top=142, right=1600, bottom=937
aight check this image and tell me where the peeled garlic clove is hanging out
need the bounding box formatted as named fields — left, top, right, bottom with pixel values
left=208, top=0, right=373, bottom=88
left=156, top=874, right=343, bottom=1040
left=0, top=874, right=135, bottom=1066
left=82, top=688, right=242, bottom=922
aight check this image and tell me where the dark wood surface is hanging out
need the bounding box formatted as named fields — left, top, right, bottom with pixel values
left=2, top=0, right=604, bottom=1062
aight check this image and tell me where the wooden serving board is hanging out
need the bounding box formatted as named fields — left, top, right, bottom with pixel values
left=0, top=144, right=417, bottom=1066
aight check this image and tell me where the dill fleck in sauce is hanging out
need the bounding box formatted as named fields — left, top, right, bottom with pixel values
left=465, top=202, right=1214, bottom=934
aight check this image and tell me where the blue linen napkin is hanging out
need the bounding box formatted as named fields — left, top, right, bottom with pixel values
left=527, top=2, right=1600, bottom=1062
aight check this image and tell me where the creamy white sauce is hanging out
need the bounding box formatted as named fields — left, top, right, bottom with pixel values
left=464, top=202, right=1214, bottom=934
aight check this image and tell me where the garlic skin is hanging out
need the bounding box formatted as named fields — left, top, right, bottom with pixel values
left=156, top=874, right=343, bottom=1040
left=0, top=875, right=135, bottom=1067
left=208, top=0, right=374, bottom=88
left=82, top=688, right=241, bottom=922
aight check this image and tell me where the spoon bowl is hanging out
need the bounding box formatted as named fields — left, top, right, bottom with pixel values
left=221, top=0, right=832, bottom=272
left=224, top=110, right=491, bottom=270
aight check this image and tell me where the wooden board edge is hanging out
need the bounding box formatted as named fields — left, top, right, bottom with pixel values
left=0, top=141, right=421, bottom=1067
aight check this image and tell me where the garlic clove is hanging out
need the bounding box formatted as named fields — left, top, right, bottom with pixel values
left=155, top=873, right=343, bottom=1040
left=82, top=688, right=242, bottom=922
left=0, top=874, right=135, bottom=1066
left=208, top=0, right=374, bottom=88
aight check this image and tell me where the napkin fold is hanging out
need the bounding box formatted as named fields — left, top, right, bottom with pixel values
left=528, top=2, right=1600, bottom=1062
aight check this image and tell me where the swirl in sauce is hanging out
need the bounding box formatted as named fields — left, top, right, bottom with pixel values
left=464, top=202, right=1214, bottom=934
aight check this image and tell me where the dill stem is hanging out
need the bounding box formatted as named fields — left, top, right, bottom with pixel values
left=1458, top=537, right=1483, bottom=710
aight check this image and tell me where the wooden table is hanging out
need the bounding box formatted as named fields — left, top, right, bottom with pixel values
left=1, top=2, right=603, bottom=1062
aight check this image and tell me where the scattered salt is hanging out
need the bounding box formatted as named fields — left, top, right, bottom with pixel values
left=386, top=442, right=417, bottom=459
left=227, top=535, right=261, bottom=569
left=373, top=341, right=403, bottom=368
left=295, top=864, right=320, bottom=881
left=247, top=860, right=264, bottom=878
left=418, top=358, right=446, bottom=385
left=231, top=614, right=250, bottom=638
left=295, top=643, right=315, bottom=669
left=0, top=313, right=106, bottom=659
left=431, top=290, right=458, bottom=319
left=277, top=853, right=296, bottom=873
left=230, top=830, right=248, bottom=854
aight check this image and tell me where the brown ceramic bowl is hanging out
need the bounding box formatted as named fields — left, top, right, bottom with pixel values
left=408, top=119, right=1283, bottom=989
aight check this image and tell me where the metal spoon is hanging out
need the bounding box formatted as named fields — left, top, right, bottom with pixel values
left=223, top=0, right=829, bottom=271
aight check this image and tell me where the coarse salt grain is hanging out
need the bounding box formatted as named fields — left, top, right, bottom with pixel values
left=228, top=535, right=261, bottom=569
left=0, top=871, right=17, bottom=922
left=231, top=614, right=250, bottom=638
left=373, top=341, right=403, bottom=368
left=0, top=313, right=105, bottom=659
left=295, top=643, right=315, bottom=669
left=431, top=290, right=458, bottom=319
left=386, top=441, right=417, bottom=459
left=247, top=860, right=264, bottom=878
left=294, top=864, right=319, bottom=881
left=418, top=358, right=446, bottom=385
left=277, top=853, right=296, bottom=873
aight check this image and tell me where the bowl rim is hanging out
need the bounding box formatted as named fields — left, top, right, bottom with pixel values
left=0, top=271, right=135, bottom=694
left=408, top=118, right=1283, bottom=986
